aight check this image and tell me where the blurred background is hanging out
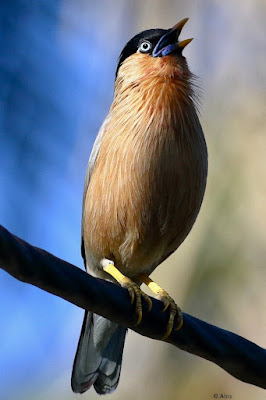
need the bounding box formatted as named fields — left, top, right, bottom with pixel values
left=0, top=0, right=265, bottom=399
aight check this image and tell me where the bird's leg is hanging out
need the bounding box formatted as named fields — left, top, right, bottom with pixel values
left=101, top=259, right=152, bottom=326
left=137, top=274, right=183, bottom=340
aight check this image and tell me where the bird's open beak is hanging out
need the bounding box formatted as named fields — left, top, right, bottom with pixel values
left=153, top=18, right=193, bottom=57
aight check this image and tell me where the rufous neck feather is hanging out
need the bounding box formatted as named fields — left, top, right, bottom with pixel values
left=112, top=52, right=198, bottom=134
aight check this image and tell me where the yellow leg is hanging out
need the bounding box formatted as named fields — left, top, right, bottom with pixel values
left=101, top=259, right=152, bottom=326
left=137, top=274, right=183, bottom=340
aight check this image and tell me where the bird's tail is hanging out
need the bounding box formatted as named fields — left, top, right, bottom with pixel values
left=71, top=311, right=127, bottom=395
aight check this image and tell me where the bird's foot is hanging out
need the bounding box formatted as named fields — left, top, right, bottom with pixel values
left=101, top=259, right=152, bottom=326
left=137, top=274, right=183, bottom=340
left=120, top=277, right=152, bottom=325
left=156, top=289, right=183, bottom=340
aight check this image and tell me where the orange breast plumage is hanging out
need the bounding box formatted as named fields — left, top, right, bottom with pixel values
left=83, top=52, right=207, bottom=278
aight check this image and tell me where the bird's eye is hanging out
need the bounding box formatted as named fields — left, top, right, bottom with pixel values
left=138, top=41, right=152, bottom=53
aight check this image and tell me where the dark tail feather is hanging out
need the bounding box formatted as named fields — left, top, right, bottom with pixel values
left=71, top=311, right=126, bottom=394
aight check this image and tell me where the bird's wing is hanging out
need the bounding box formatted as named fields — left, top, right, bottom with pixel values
left=81, top=113, right=111, bottom=263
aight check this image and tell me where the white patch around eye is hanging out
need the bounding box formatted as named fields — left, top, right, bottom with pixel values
left=138, top=41, right=152, bottom=54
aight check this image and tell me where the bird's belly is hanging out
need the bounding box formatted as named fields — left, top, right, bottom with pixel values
left=83, top=139, right=206, bottom=279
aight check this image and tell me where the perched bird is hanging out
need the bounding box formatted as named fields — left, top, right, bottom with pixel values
left=71, top=18, right=208, bottom=395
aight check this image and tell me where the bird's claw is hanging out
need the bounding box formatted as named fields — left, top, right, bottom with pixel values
left=121, top=278, right=152, bottom=326
left=156, top=289, right=183, bottom=339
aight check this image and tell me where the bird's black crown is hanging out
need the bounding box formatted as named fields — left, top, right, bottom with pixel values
left=115, top=29, right=168, bottom=77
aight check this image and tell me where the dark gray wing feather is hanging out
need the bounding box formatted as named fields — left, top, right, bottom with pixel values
left=71, top=312, right=126, bottom=394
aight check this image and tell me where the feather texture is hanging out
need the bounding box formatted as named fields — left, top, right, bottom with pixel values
left=73, top=50, right=208, bottom=395
left=71, top=312, right=126, bottom=394
left=83, top=52, right=207, bottom=279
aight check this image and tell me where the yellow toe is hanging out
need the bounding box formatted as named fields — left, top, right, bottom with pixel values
left=136, top=274, right=183, bottom=339
left=102, top=261, right=152, bottom=326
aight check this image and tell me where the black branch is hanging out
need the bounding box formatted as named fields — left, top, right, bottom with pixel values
left=0, top=225, right=265, bottom=389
